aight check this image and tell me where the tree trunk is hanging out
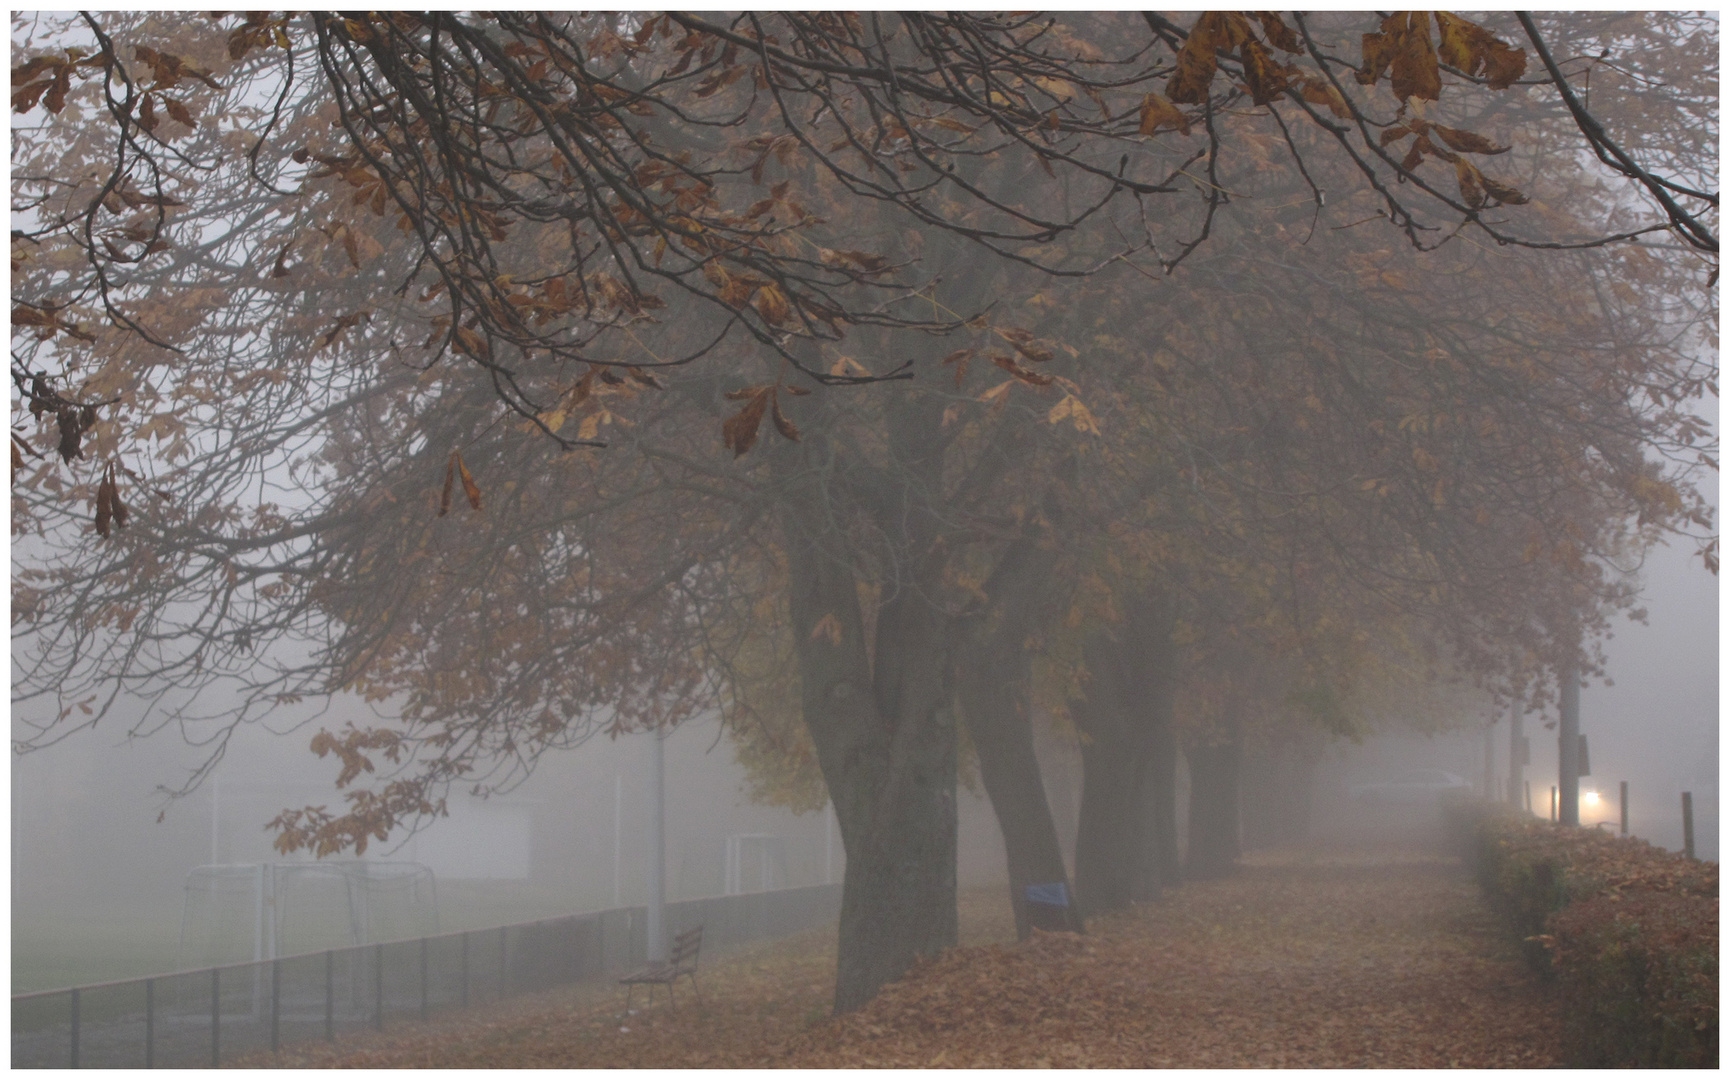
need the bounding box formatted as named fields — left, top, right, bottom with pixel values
left=1185, top=738, right=1242, bottom=879
left=955, top=517, right=1082, bottom=939
left=957, top=650, right=1082, bottom=937
left=1072, top=592, right=1180, bottom=918
left=1072, top=673, right=1141, bottom=917
left=778, top=408, right=961, bottom=1014
left=1134, top=716, right=1181, bottom=900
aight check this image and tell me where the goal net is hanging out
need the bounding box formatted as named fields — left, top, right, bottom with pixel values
left=179, top=861, right=438, bottom=969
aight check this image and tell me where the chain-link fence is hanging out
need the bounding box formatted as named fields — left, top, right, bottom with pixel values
left=12, top=882, right=842, bottom=1068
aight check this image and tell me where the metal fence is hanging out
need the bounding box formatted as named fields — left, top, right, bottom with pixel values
left=12, top=882, right=842, bottom=1069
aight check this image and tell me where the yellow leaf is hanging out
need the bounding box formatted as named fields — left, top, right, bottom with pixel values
left=1139, top=92, right=1191, bottom=137
left=455, top=453, right=482, bottom=510
left=978, top=380, right=1014, bottom=415
left=810, top=613, right=843, bottom=645
left=1066, top=397, right=1101, bottom=435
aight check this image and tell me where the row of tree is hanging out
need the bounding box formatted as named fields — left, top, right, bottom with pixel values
left=12, top=12, right=1716, bottom=1011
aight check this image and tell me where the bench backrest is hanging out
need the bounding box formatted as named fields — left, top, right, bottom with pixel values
left=670, top=926, right=703, bottom=967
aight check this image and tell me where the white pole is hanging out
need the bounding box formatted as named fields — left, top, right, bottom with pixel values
left=612, top=773, right=623, bottom=909
left=824, top=801, right=834, bottom=885
left=646, top=727, right=666, bottom=963
left=266, top=864, right=277, bottom=960
left=254, top=862, right=267, bottom=1015
left=255, top=863, right=266, bottom=964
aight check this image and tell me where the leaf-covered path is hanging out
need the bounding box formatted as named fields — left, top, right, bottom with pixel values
left=255, top=839, right=1562, bottom=1068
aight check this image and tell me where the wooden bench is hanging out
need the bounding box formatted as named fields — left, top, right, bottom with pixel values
left=619, top=925, right=703, bottom=1013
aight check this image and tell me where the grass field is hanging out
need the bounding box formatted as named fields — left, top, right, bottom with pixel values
left=13, top=878, right=647, bottom=995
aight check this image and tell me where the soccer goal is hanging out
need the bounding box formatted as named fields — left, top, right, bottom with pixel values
left=178, top=861, right=439, bottom=971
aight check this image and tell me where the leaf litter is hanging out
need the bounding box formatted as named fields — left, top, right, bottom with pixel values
left=246, top=843, right=1561, bottom=1068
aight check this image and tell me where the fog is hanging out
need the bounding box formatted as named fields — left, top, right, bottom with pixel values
left=8, top=11, right=1717, bottom=1030
left=14, top=515, right=1714, bottom=991
left=10, top=697, right=1024, bottom=991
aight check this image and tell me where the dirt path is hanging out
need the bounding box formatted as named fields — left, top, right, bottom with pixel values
left=254, top=840, right=1562, bottom=1068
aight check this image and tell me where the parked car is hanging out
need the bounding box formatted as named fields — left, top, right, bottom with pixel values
left=1349, top=769, right=1474, bottom=805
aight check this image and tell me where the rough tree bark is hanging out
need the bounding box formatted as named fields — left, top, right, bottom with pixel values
left=1133, top=714, right=1182, bottom=900
left=956, top=522, right=1084, bottom=938
left=777, top=388, right=966, bottom=1014
left=1072, top=591, right=1180, bottom=917
left=784, top=501, right=959, bottom=1013
left=957, top=647, right=1083, bottom=937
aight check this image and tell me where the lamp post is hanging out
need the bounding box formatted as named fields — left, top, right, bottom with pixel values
left=1558, top=662, right=1580, bottom=826
left=645, top=725, right=666, bottom=964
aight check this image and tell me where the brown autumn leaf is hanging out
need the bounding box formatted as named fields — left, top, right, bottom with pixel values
left=270, top=239, right=295, bottom=277
left=1357, top=27, right=1396, bottom=86
left=1433, top=12, right=1527, bottom=91
left=1255, top=11, right=1302, bottom=53
left=1138, top=92, right=1190, bottom=137
left=943, top=348, right=975, bottom=388
left=111, top=476, right=130, bottom=528
left=722, top=388, right=770, bottom=458
left=94, top=467, right=114, bottom=537
left=1431, top=124, right=1508, bottom=156
left=1167, top=12, right=1230, bottom=105
left=1388, top=12, right=1440, bottom=103
left=163, top=95, right=195, bottom=128
left=1011, top=339, right=1054, bottom=363
left=991, top=354, right=1053, bottom=387
left=1454, top=158, right=1486, bottom=210
left=755, top=283, right=793, bottom=326
left=1296, top=76, right=1351, bottom=119
left=43, top=66, right=71, bottom=114
left=439, top=452, right=455, bottom=516
left=769, top=388, right=800, bottom=442
left=456, top=452, right=482, bottom=510
left=56, top=407, right=83, bottom=462
left=809, top=612, right=843, bottom=644
left=1479, top=173, right=1529, bottom=205
left=1239, top=39, right=1290, bottom=105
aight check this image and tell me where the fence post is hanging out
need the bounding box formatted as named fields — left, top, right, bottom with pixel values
left=1619, top=780, right=1629, bottom=836
left=374, top=943, right=385, bottom=1031
left=324, top=950, right=334, bottom=1041
left=211, top=967, right=221, bottom=1068
left=1682, top=792, right=1695, bottom=858
left=145, top=977, right=154, bottom=1069
left=69, top=987, right=80, bottom=1069
left=271, top=958, right=281, bottom=1053
left=460, top=931, right=469, bottom=1008
left=499, top=926, right=509, bottom=1001
left=420, top=937, right=430, bottom=1022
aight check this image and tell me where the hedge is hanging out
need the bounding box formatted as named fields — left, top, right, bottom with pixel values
left=1444, top=799, right=1718, bottom=1068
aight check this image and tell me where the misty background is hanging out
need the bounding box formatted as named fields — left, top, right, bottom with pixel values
left=13, top=515, right=1715, bottom=993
